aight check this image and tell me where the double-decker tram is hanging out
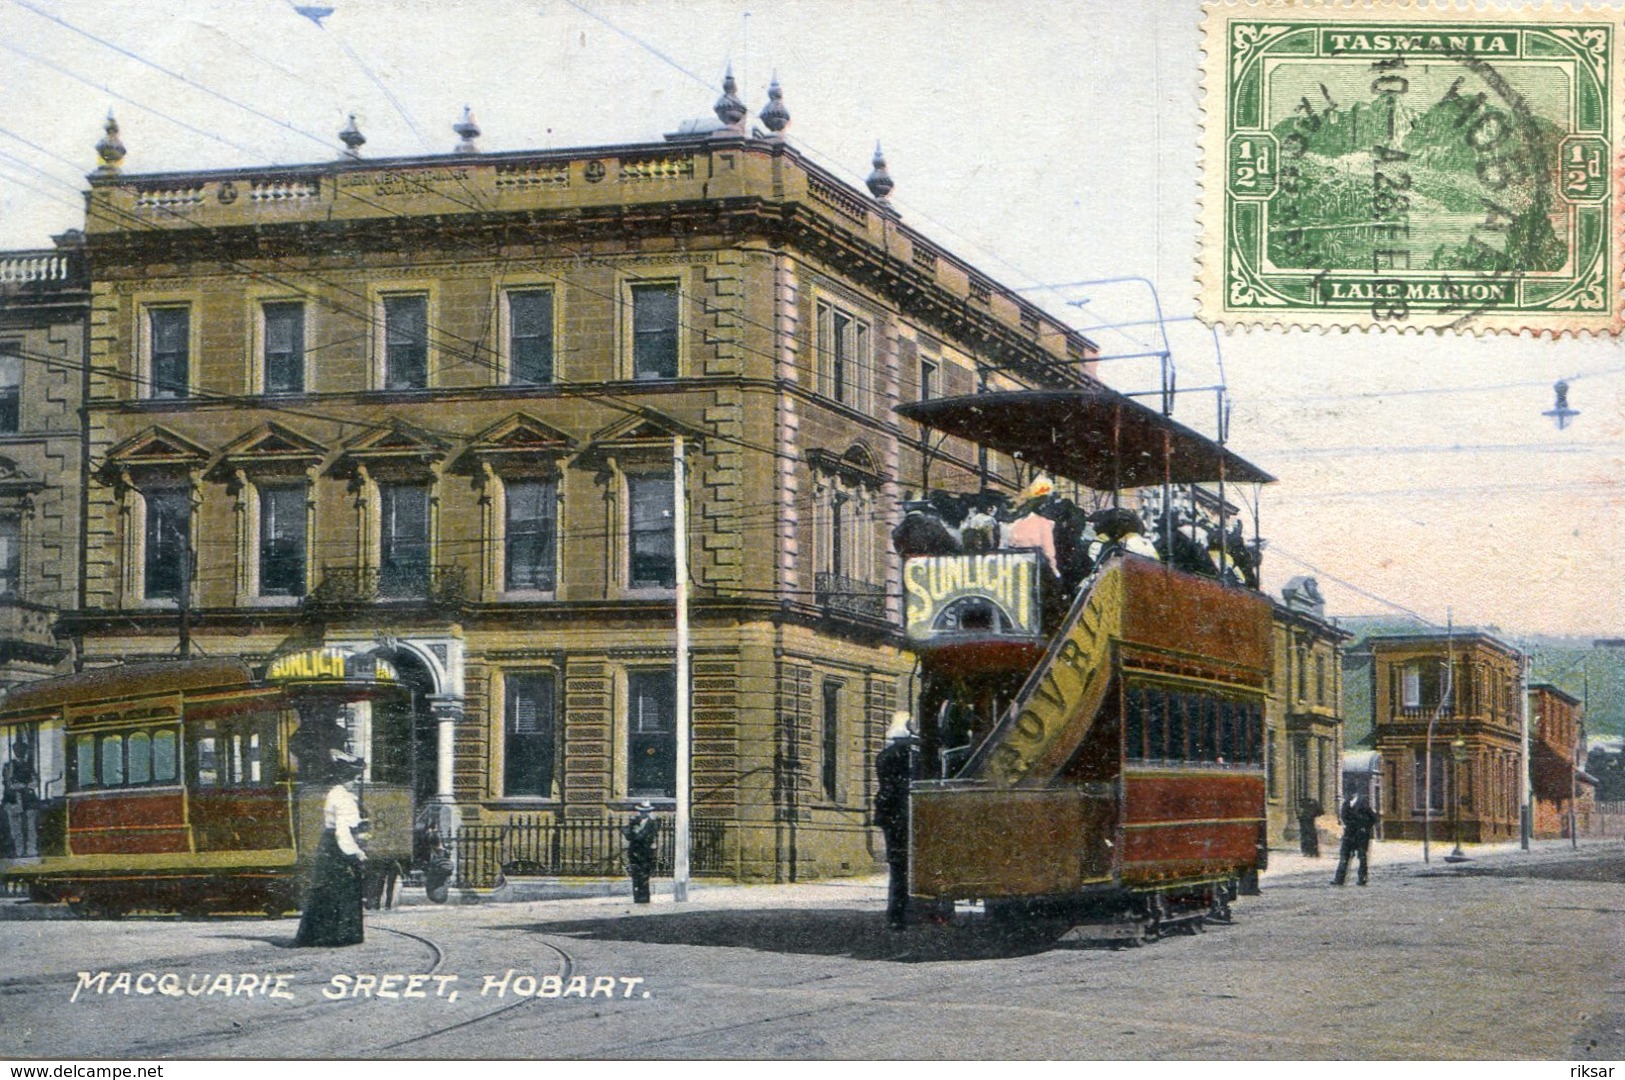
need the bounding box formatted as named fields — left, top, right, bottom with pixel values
left=894, top=387, right=1275, bottom=941
left=0, top=649, right=423, bottom=917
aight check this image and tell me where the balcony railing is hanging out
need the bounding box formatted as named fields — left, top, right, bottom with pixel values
left=814, top=572, right=886, bottom=620
left=303, top=563, right=468, bottom=612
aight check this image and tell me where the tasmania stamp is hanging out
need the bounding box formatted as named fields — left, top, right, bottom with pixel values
left=1199, top=3, right=1624, bottom=333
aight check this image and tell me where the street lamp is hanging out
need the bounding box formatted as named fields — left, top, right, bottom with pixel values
left=1445, top=737, right=1470, bottom=863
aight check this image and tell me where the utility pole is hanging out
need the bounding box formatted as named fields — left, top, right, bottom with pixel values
left=673, top=435, right=691, bottom=903
left=1423, top=612, right=1453, bottom=864
left=176, top=522, right=194, bottom=660
left=1519, top=652, right=1532, bottom=851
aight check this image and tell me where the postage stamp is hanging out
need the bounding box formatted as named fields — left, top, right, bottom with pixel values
left=1200, top=2, right=1624, bottom=333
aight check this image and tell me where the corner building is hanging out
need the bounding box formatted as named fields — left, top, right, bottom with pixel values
left=71, top=106, right=1096, bottom=883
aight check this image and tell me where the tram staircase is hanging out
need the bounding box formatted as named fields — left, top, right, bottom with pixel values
left=958, top=557, right=1126, bottom=788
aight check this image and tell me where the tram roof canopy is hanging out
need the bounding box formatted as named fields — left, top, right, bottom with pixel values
left=0, top=659, right=255, bottom=715
left=896, top=388, right=1275, bottom=489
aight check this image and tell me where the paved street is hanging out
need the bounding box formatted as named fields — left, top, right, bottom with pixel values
left=2, top=838, right=1621, bottom=1060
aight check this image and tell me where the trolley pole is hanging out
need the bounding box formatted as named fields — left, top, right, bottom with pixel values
left=673, top=435, right=691, bottom=903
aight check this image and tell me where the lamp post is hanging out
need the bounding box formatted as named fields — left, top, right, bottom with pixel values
left=1446, top=737, right=1470, bottom=862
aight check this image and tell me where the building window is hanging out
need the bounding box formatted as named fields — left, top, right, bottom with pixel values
left=821, top=680, right=840, bottom=801
left=1413, top=748, right=1446, bottom=812
left=505, top=479, right=557, bottom=592
left=631, top=283, right=679, bottom=380
left=1401, top=664, right=1421, bottom=708
left=504, top=672, right=557, bottom=798
left=628, top=474, right=674, bottom=589
left=508, top=290, right=555, bottom=385
left=148, top=307, right=190, bottom=399
left=1315, top=653, right=1327, bottom=705
left=0, top=349, right=19, bottom=432
left=262, top=301, right=305, bottom=394
left=627, top=669, right=675, bottom=799
left=144, top=488, right=190, bottom=600
left=383, top=295, right=428, bottom=390
left=258, top=484, right=306, bottom=597
left=0, top=513, right=17, bottom=597
left=816, top=300, right=872, bottom=411
left=378, top=482, right=430, bottom=598
left=919, top=356, right=937, bottom=402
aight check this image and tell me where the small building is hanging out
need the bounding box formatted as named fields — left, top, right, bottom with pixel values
left=1529, top=682, right=1595, bottom=838
left=1264, top=576, right=1349, bottom=851
left=1369, top=632, right=1524, bottom=843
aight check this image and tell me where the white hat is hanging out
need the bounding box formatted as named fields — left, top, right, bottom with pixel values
left=886, top=711, right=914, bottom=742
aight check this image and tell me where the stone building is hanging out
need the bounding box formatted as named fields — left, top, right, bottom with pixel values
left=0, top=236, right=87, bottom=810
left=66, top=88, right=1096, bottom=883
left=1264, top=576, right=1348, bottom=852
left=1369, top=632, right=1523, bottom=843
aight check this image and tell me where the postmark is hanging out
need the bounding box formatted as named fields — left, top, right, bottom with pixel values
left=1200, top=3, right=1623, bottom=333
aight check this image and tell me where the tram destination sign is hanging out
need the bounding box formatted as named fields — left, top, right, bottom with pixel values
left=903, top=551, right=1043, bottom=643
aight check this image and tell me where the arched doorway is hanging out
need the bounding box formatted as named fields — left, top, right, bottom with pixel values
left=369, top=648, right=439, bottom=803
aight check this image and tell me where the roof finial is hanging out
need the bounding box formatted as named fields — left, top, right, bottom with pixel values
left=95, top=111, right=126, bottom=173
left=866, top=141, right=894, bottom=200
left=338, top=113, right=366, bottom=158
left=453, top=105, right=481, bottom=153
left=759, top=72, right=789, bottom=136
left=713, top=64, right=746, bottom=128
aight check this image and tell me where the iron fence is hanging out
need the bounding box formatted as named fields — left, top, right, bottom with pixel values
left=454, top=814, right=728, bottom=890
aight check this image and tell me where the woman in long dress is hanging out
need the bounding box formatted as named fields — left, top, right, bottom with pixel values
left=294, top=753, right=367, bottom=947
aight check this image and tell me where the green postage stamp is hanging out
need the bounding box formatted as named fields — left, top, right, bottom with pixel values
left=1200, top=3, right=1623, bottom=333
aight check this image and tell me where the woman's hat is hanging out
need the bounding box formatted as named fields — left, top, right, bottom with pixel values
left=634, top=800, right=655, bottom=813
left=885, top=711, right=915, bottom=742
left=330, top=750, right=365, bottom=775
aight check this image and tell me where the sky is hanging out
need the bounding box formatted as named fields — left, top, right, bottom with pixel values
left=0, top=0, right=1619, bottom=638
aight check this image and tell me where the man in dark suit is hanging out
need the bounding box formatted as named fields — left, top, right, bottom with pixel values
left=874, top=713, right=916, bottom=929
left=1332, top=791, right=1380, bottom=886
left=622, top=802, right=659, bottom=904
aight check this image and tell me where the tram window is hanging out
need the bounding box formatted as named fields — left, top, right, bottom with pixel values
left=195, top=729, right=219, bottom=788
left=127, top=732, right=152, bottom=784
left=1219, top=700, right=1236, bottom=763
left=1146, top=689, right=1167, bottom=761
left=1197, top=696, right=1217, bottom=762
left=74, top=734, right=95, bottom=788
left=1124, top=688, right=1144, bottom=761
left=152, top=730, right=178, bottom=783
left=100, top=734, right=124, bottom=786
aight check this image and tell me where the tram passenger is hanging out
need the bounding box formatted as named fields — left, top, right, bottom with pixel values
left=2, top=739, right=39, bottom=859
left=1087, top=508, right=1159, bottom=564
left=874, top=714, right=916, bottom=930
left=622, top=801, right=659, bottom=904
left=295, top=751, right=368, bottom=947
left=892, top=500, right=960, bottom=557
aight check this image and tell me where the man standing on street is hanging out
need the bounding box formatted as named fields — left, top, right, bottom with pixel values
left=622, top=801, right=659, bottom=904
left=1332, top=790, right=1380, bottom=886
left=874, top=713, right=916, bottom=929
left=1297, top=796, right=1322, bottom=857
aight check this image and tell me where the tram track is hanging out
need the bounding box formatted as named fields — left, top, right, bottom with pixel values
left=368, top=924, right=576, bottom=1055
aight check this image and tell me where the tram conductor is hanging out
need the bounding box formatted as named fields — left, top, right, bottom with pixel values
left=875, top=713, right=916, bottom=929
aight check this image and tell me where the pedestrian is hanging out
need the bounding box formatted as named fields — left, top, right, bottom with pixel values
left=295, top=751, right=368, bottom=946
left=874, top=712, right=915, bottom=929
left=1332, top=790, right=1380, bottom=886
left=2, top=739, right=39, bottom=859
left=622, top=801, right=659, bottom=904
left=1297, top=796, right=1322, bottom=858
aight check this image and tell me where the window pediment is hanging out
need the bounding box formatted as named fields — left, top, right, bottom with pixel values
left=103, top=425, right=209, bottom=488
left=0, top=455, right=45, bottom=497
left=582, top=409, right=703, bottom=462
left=334, top=419, right=448, bottom=480
left=461, top=413, right=577, bottom=477
left=213, top=422, right=327, bottom=479
left=806, top=444, right=882, bottom=489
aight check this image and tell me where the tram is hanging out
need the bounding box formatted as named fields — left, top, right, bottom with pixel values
left=894, top=387, right=1275, bottom=940
left=0, top=649, right=430, bottom=917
